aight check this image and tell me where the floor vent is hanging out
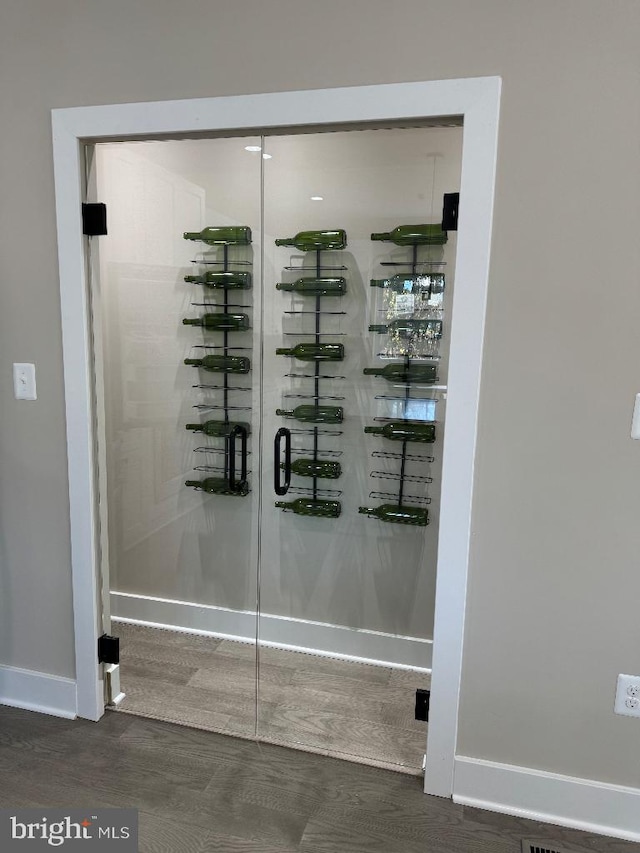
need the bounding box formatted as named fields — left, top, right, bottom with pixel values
left=521, top=842, right=572, bottom=853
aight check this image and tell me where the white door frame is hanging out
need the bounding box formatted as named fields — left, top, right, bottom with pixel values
left=52, top=77, right=501, bottom=798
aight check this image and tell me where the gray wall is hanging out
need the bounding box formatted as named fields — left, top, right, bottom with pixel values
left=0, top=0, right=639, bottom=788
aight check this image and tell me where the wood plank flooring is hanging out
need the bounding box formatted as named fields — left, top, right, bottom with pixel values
left=0, top=705, right=635, bottom=853
left=113, top=621, right=429, bottom=772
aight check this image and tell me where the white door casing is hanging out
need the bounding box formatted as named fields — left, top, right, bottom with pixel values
left=51, top=78, right=501, bottom=797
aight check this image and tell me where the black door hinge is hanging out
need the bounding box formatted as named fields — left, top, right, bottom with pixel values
left=98, top=634, right=120, bottom=665
left=441, top=192, right=459, bottom=232
left=415, top=688, right=430, bottom=722
left=82, top=203, right=108, bottom=236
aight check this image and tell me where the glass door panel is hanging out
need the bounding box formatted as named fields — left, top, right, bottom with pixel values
left=93, top=125, right=462, bottom=771
left=94, top=137, right=262, bottom=737
left=258, top=126, right=462, bottom=770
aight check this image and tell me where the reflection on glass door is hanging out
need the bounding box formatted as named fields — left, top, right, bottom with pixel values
left=258, top=127, right=461, bottom=771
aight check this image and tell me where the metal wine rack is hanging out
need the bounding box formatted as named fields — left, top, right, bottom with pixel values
left=274, top=243, right=348, bottom=513
left=361, top=237, right=446, bottom=524
left=183, top=234, right=252, bottom=496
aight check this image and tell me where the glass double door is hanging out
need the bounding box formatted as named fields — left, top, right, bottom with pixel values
left=94, top=125, right=461, bottom=771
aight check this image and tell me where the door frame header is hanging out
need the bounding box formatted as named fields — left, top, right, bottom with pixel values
left=51, top=76, right=501, bottom=798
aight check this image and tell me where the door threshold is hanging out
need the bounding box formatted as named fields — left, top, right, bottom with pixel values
left=107, top=705, right=423, bottom=777
left=256, top=732, right=424, bottom=777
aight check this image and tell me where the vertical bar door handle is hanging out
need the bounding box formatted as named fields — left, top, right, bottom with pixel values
left=228, top=425, right=248, bottom=492
left=274, top=427, right=291, bottom=496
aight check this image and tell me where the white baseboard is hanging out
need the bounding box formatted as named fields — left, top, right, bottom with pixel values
left=0, top=664, right=77, bottom=719
left=111, top=591, right=431, bottom=671
left=454, top=755, right=640, bottom=843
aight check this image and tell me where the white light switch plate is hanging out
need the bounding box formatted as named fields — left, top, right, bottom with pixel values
left=13, top=362, right=37, bottom=400
left=631, top=394, right=640, bottom=439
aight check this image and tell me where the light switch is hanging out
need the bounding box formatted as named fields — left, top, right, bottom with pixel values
left=631, top=394, right=640, bottom=439
left=13, top=363, right=37, bottom=401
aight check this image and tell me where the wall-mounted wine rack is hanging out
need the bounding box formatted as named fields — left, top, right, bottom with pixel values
left=273, top=231, right=348, bottom=519
left=360, top=225, right=447, bottom=525
left=182, top=227, right=253, bottom=497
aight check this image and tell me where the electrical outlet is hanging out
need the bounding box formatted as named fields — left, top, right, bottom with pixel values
left=614, top=674, right=640, bottom=717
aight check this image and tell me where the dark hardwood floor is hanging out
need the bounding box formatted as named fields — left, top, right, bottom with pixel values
left=114, top=622, right=429, bottom=772
left=0, top=705, right=634, bottom=852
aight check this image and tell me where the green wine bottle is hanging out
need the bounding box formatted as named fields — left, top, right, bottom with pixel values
left=275, top=343, right=344, bottom=361
left=276, top=405, right=343, bottom=424
left=276, top=277, right=347, bottom=296
left=275, top=498, right=341, bottom=518
left=364, top=421, right=436, bottom=443
left=186, top=477, right=249, bottom=496
left=186, top=420, right=251, bottom=437
left=282, top=458, right=341, bottom=479
left=184, top=271, right=252, bottom=289
left=368, top=319, right=442, bottom=337
left=184, top=355, right=250, bottom=373
left=363, top=363, right=437, bottom=383
left=275, top=230, right=347, bottom=251
left=370, top=273, right=445, bottom=293
left=183, top=226, right=252, bottom=245
left=371, top=224, right=447, bottom=246
left=183, top=313, right=250, bottom=331
left=358, top=504, right=428, bottom=526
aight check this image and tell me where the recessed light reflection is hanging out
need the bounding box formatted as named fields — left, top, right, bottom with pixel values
left=244, top=145, right=262, bottom=152
left=310, top=196, right=323, bottom=201
left=263, top=153, right=272, bottom=159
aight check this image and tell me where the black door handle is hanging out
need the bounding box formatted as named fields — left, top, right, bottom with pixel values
left=274, top=427, right=291, bottom=496
left=228, top=425, right=248, bottom=492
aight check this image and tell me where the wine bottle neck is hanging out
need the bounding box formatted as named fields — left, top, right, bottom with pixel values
left=183, top=232, right=200, bottom=240
left=185, top=480, right=200, bottom=487
left=185, top=424, right=201, bottom=431
left=182, top=319, right=200, bottom=325
left=275, top=238, right=294, bottom=246
left=363, top=426, right=383, bottom=434
left=275, top=409, right=293, bottom=417
left=362, top=369, right=381, bottom=376
left=275, top=348, right=292, bottom=355
left=274, top=501, right=291, bottom=508
left=184, top=359, right=201, bottom=365
left=368, top=325, right=387, bottom=333
left=370, top=232, right=390, bottom=241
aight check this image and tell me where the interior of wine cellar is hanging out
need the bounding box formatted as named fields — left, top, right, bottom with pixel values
left=92, top=123, right=463, bottom=772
